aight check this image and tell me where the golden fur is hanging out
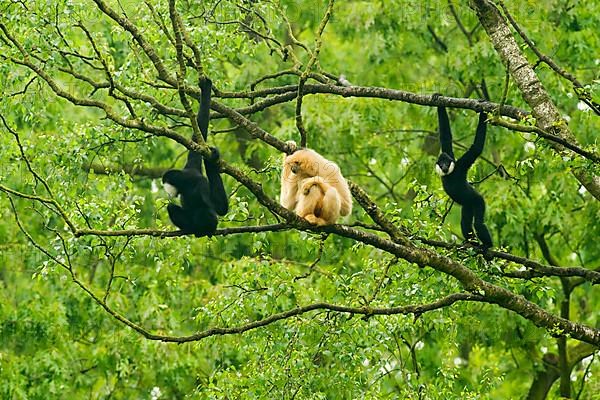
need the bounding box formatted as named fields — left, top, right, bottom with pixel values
left=280, top=147, right=352, bottom=225
left=294, top=176, right=341, bottom=226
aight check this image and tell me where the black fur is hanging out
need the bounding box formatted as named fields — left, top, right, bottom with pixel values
left=435, top=104, right=493, bottom=250
left=162, top=78, right=228, bottom=237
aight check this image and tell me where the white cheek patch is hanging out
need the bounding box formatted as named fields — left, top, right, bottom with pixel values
left=447, top=161, right=455, bottom=174
left=435, top=161, right=455, bottom=176
left=435, top=164, right=445, bottom=177
left=163, top=183, right=179, bottom=197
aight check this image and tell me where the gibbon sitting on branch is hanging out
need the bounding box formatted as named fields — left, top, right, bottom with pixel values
left=280, top=144, right=352, bottom=225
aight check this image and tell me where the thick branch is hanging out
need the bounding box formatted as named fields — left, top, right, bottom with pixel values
left=470, top=0, right=600, bottom=200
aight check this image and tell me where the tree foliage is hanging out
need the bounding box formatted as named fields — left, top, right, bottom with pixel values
left=0, top=0, right=599, bottom=398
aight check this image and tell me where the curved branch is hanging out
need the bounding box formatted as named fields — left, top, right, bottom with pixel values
left=74, top=224, right=288, bottom=238
left=75, top=291, right=484, bottom=343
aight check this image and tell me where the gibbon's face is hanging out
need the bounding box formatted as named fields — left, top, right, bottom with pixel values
left=163, top=182, right=179, bottom=197
left=285, top=150, right=320, bottom=177
left=162, top=171, right=180, bottom=197
left=435, top=153, right=455, bottom=176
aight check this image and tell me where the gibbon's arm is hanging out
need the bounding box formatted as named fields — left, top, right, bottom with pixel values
left=458, top=112, right=487, bottom=169
left=437, top=106, right=454, bottom=158
left=197, top=77, right=212, bottom=142
left=280, top=159, right=300, bottom=210
left=183, top=78, right=212, bottom=172
left=196, top=77, right=228, bottom=216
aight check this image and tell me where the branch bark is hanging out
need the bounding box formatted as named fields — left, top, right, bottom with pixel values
left=469, top=0, right=600, bottom=200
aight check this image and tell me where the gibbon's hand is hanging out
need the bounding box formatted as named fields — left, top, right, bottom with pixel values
left=206, top=146, right=221, bottom=163
left=285, top=140, right=298, bottom=155
left=431, top=92, right=444, bottom=102
left=477, top=98, right=487, bottom=113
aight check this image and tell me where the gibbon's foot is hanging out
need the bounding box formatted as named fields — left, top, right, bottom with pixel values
left=481, top=249, right=493, bottom=261
left=477, top=97, right=488, bottom=112
left=474, top=243, right=494, bottom=260
left=304, top=214, right=327, bottom=226
left=431, top=92, right=443, bottom=102
left=459, top=239, right=479, bottom=249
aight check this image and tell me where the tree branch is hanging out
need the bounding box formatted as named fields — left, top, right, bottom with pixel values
left=469, top=0, right=600, bottom=200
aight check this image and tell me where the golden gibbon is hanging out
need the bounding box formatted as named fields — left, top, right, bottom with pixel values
left=280, top=146, right=352, bottom=225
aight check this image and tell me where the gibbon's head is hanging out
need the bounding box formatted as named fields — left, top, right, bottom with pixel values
left=435, top=152, right=455, bottom=176
left=162, top=170, right=188, bottom=197
left=285, top=149, right=334, bottom=178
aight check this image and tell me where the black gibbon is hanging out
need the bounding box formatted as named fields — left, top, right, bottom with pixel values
left=162, top=78, right=228, bottom=237
left=434, top=104, right=493, bottom=249
left=280, top=146, right=352, bottom=225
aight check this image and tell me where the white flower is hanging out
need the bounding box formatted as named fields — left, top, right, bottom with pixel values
left=415, top=341, right=424, bottom=350
left=369, top=158, right=377, bottom=165
left=379, top=360, right=397, bottom=374
left=453, top=357, right=467, bottom=367
left=578, top=185, right=587, bottom=195
left=362, top=358, right=370, bottom=367
left=577, top=101, right=591, bottom=111
left=566, top=92, right=573, bottom=98
left=563, top=115, right=571, bottom=122
left=151, top=386, right=162, bottom=400
left=541, top=346, right=548, bottom=354
left=524, top=142, right=536, bottom=153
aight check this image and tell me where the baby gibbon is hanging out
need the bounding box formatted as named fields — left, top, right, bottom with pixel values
left=295, top=176, right=341, bottom=226
left=280, top=147, right=352, bottom=225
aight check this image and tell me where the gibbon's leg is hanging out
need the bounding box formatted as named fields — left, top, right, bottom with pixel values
left=167, top=204, right=194, bottom=233
left=191, top=208, right=219, bottom=238
left=460, top=206, right=476, bottom=242
left=473, top=197, right=493, bottom=249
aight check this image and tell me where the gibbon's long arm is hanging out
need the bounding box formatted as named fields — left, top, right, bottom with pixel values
left=198, top=77, right=229, bottom=216
left=438, top=106, right=454, bottom=158
left=184, top=78, right=212, bottom=172
left=197, top=77, right=211, bottom=141
left=458, top=112, right=487, bottom=169
left=280, top=161, right=300, bottom=210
